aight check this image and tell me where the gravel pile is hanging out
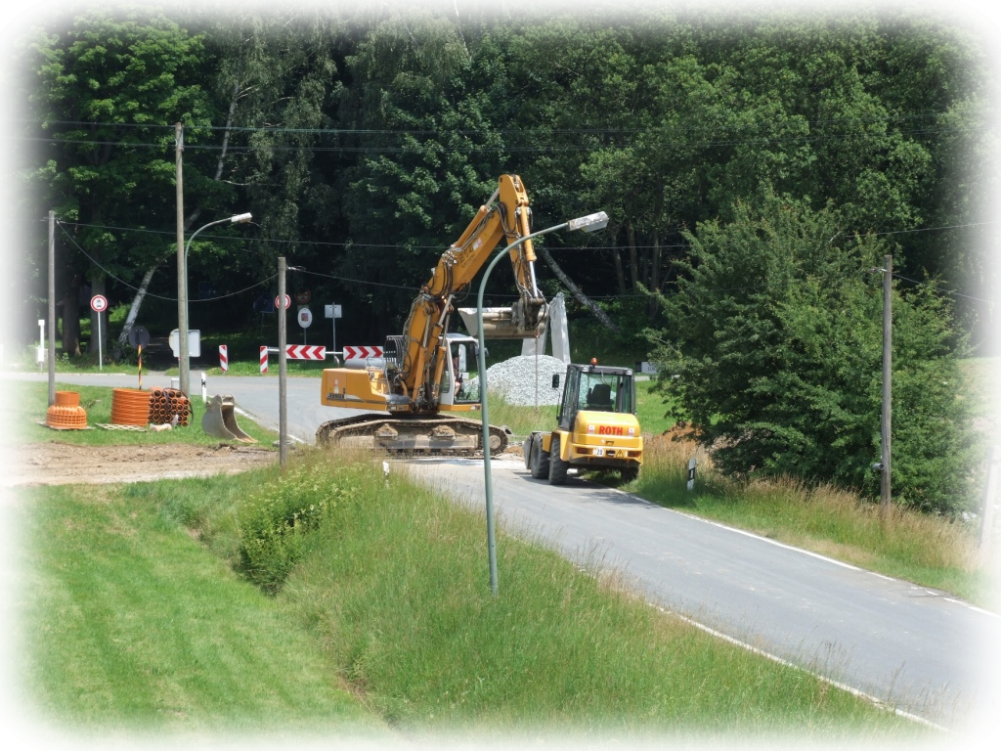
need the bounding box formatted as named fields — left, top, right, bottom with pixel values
left=468, top=354, right=568, bottom=406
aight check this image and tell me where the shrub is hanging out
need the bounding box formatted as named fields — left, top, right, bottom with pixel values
left=238, top=462, right=355, bottom=593
left=650, top=191, right=975, bottom=514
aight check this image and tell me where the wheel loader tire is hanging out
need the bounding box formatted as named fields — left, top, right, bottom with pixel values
left=548, top=435, right=569, bottom=485
left=530, top=434, right=550, bottom=480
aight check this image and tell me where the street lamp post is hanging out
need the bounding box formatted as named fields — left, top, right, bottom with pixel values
left=179, top=212, right=253, bottom=396
left=476, top=211, right=609, bottom=595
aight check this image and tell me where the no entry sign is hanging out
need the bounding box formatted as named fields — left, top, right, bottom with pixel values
left=90, top=294, right=108, bottom=313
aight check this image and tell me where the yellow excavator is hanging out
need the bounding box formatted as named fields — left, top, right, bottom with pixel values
left=317, top=174, right=547, bottom=453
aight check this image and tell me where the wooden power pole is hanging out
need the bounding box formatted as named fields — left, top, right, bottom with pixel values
left=176, top=123, right=188, bottom=396
left=881, top=255, right=893, bottom=520
left=48, top=210, right=56, bottom=406
left=278, top=256, right=288, bottom=469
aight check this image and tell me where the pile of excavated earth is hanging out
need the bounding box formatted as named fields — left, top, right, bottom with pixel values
left=469, top=354, right=568, bottom=406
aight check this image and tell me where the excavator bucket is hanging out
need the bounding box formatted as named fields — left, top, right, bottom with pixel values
left=202, top=394, right=257, bottom=443
left=458, top=304, right=548, bottom=340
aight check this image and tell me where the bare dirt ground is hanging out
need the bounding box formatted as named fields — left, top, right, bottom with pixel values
left=1, top=441, right=278, bottom=487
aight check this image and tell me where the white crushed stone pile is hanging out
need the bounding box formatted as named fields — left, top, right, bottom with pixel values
left=468, top=355, right=568, bottom=406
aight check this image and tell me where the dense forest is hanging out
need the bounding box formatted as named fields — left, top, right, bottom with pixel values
left=8, top=2, right=996, bottom=353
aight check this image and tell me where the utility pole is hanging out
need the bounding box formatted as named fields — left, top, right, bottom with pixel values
left=881, top=254, right=893, bottom=520
left=278, top=256, right=288, bottom=469
left=47, top=210, right=55, bottom=406
left=175, top=123, right=188, bottom=396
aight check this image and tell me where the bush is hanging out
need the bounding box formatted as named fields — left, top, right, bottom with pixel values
left=649, top=191, right=975, bottom=514
left=238, top=462, right=355, bottom=593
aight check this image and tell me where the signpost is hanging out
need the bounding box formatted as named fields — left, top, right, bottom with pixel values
left=297, top=307, right=312, bottom=344
left=325, top=303, right=342, bottom=360
left=90, top=294, right=108, bottom=371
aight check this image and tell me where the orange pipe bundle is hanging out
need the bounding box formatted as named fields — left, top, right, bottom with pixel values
left=147, top=387, right=191, bottom=426
left=111, top=388, right=152, bottom=426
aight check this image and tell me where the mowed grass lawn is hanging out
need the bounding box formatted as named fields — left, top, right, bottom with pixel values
left=16, top=481, right=384, bottom=738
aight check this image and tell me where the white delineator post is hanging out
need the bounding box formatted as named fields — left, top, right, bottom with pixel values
left=980, top=445, right=1000, bottom=567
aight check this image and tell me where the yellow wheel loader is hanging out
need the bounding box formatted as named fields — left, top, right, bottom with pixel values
left=523, top=362, right=643, bottom=484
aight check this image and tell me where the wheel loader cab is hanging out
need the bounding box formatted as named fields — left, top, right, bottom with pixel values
left=556, top=364, right=636, bottom=430
left=529, top=362, right=643, bottom=484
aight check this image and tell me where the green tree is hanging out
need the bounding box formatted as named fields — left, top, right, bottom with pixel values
left=650, top=191, right=973, bottom=513
left=26, top=8, right=219, bottom=354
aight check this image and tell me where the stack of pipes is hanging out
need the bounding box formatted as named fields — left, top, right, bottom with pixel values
left=148, top=387, right=191, bottom=427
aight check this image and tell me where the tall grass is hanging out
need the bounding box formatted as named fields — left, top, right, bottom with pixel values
left=637, top=432, right=997, bottom=607
left=165, top=452, right=914, bottom=739
left=19, top=481, right=380, bottom=733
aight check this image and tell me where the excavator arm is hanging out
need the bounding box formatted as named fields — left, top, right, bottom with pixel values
left=389, top=174, right=548, bottom=410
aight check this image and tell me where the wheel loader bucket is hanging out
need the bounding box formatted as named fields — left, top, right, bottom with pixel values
left=202, top=394, right=257, bottom=443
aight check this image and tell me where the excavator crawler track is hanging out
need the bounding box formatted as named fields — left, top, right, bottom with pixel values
left=316, top=415, right=511, bottom=456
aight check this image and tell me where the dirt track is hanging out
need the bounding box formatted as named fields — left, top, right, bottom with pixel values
left=1, top=441, right=278, bottom=487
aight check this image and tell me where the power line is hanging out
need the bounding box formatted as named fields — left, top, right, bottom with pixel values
left=14, top=109, right=979, bottom=134
left=52, top=219, right=659, bottom=250
left=56, top=222, right=276, bottom=303
left=891, top=272, right=991, bottom=304
left=15, top=120, right=987, bottom=154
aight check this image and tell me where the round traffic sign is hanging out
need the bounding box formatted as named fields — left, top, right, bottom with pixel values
left=298, top=307, right=313, bottom=328
left=295, top=290, right=311, bottom=304
left=274, top=294, right=291, bottom=310
left=90, top=294, right=108, bottom=312
left=127, top=324, right=150, bottom=348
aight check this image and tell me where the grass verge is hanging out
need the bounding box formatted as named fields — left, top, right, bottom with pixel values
left=7, top=380, right=276, bottom=447
left=17, top=478, right=382, bottom=736
left=68, top=451, right=921, bottom=742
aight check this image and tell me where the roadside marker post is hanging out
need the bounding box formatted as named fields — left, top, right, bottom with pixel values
left=219, top=344, right=228, bottom=373
left=260, top=346, right=268, bottom=374
left=688, top=458, right=696, bottom=491
left=980, top=445, right=1000, bottom=567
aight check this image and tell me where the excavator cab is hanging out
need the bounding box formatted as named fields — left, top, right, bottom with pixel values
left=438, top=333, right=480, bottom=408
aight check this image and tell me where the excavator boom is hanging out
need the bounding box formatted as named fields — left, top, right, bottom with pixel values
left=318, top=175, right=547, bottom=453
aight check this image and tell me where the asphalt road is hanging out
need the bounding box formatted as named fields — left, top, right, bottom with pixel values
left=406, top=456, right=1001, bottom=732
left=8, top=369, right=1001, bottom=733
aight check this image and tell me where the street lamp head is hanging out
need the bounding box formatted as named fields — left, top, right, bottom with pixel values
left=567, top=211, right=609, bottom=233
left=230, top=212, right=253, bottom=223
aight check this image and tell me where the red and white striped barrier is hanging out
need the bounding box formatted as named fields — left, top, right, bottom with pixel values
left=343, top=345, right=384, bottom=360
left=285, top=345, right=326, bottom=360
left=260, top=346, right=268, bottom=374
left=219, top=344, right=228, bottom=373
